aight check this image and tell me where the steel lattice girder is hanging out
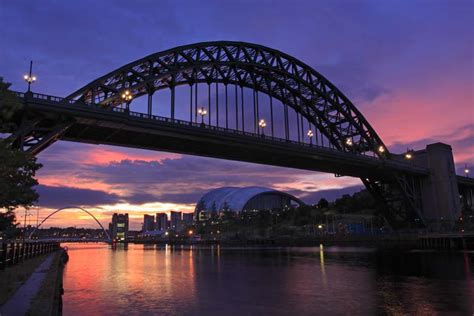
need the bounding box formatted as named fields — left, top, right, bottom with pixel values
left=67, top=41, right=386, bottom=157
left=62, top=41, right=425, bottom=229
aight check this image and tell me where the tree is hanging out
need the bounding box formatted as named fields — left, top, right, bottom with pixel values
left=317, top=198, right=329, bottom=209
left=0, top=77, right=23, bottom=132
left=0, top=78, right=42, bottom=236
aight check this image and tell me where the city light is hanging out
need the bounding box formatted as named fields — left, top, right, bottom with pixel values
left=188, top=230, right=193, bottom=235
left=307, top=130, right=314, bottom=145
left=23, top=60, right=36, bottom=92
left=165, top=231, right=169, bottom=236
left=378, top=145, right=385, bottom=153
left=345, top=138, right=353, bottom=146
left=121, top=90, right=133, bottom=102
left=318, top=224, right=323, bottom=229
left=259, top=119, right=266, bottom=135
left=198, top=107, right=207, bottom=124
left=464, top=165, right=469, bottom=177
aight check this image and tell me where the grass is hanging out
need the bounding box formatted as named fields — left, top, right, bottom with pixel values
left=0, top=254, right=51, bottom=305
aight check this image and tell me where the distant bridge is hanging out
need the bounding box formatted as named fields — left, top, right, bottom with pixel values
left=3, top=41, right=473, bottom=230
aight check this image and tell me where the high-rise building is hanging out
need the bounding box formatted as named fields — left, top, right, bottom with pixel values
left=110, top=213, right=129, bottom=241
left=183, top=213, right=194, bottom=225
left=143, top=214, right=155, bottom=232
left=156, top=213, right=168, bottom=231
left=170, top=211, right=182, bottom=230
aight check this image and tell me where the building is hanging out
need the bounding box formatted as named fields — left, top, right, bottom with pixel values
left=109, top=213, right=129, bottom=241
left=194, top=186, right=303, bottom=221
left=156, top=213, right=168, bottom=231
left=143, top=214, right=155, bottom=232
left=170, top=211, right=182, bottom=230
left=183, top=213, right=194, bottom=225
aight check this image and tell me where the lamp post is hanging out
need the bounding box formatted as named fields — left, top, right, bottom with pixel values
left=121, top=90, right=133, bottom=113
left=307, top=129, right=314, bottom=146
left=23, top=60, right=36, bottom=92
left=258, top=119, right=266, bottom=136
left=465, top=165, right=470, bottom=177
left=405, top=148, right=414, bottom=160
left=198, top=107, right=207, bottom=126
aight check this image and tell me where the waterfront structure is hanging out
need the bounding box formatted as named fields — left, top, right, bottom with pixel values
left=170, top=211, right=182, bottom=230
left=143, top=214, right=155, bottom=232
left=6, top=41, right=474, bottom=230
left=194, top=186, right=303, bottom=221
left=110, top=213, right=129, bottom=241
left=183, top=213, right=194, bottom=225
left=156, top=213, right=168, bottom=231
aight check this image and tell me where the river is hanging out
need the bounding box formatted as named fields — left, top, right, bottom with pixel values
left=62, top=243, right=473, bottom=315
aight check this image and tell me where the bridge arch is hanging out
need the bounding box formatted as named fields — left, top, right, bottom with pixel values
left=29, top=206, right=112, bottom=241
left=67, top=41, right=387, bottom=157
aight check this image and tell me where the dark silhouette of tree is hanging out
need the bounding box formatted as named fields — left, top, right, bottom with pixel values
left=0, top=78, right=42, bottom=237
left=317, top=198, right=329, bottom=209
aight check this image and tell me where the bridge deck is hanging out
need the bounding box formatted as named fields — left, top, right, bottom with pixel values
left=17, top=92, right=429, bottom=179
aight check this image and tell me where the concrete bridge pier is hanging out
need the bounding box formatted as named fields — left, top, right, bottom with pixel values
left=413, top=143, right=461, bottom=231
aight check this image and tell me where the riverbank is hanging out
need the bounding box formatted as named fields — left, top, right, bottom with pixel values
left=0, top=249, right=68, bottom=316
left=0, top=254, right=52, bottom=306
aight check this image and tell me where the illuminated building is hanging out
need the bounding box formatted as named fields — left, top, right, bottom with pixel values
left=110, top=213, right=129, bottom=241
left=194, top=186, right=303, bottom=221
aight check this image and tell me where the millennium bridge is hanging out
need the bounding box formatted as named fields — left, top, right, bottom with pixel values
left=2, top=41, right=473, bottom=230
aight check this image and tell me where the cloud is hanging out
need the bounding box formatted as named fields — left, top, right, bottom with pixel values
left=36, top=185, right=122, bottom=209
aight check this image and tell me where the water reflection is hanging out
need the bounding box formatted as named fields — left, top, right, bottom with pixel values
left=62, top=244, right=473, bottom=315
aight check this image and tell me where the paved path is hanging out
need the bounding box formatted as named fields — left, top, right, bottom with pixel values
left=0, top=254, right=55, bottom=316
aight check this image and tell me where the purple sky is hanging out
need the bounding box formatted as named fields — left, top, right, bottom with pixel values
left=1, top=0, right=472, bottom=229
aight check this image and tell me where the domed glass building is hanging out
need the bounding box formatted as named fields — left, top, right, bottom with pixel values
left=194, top=186, right=303, bottom=221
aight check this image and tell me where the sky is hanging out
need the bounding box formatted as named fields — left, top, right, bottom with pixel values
left=1, top=0, right=473, bottom=230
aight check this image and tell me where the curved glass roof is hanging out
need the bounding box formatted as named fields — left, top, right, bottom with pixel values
left=195, top=186, right=301, bottom=213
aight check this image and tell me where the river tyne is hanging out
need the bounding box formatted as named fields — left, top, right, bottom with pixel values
left=62, top=244, right=473, bottom=315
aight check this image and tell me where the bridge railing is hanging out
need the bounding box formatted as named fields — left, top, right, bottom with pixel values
left=0, top=241, right=61, bottom=270
left=16, top=91, right=428, bottom=173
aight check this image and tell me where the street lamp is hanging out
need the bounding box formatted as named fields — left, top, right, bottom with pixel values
left=258, top=119, right=266, bottom=136
left=307, top=129, right=314, bottom=146
left=121, top=90, right=133, bottom=112
left=23, top=60, right=36, bottom=92
left=405, top=149, right=414, bottom=160
left=465, top=165, right=470, bottom=177
left=345, top=138, right=353, bottom=146
left=198, top=107, right=207, bottom=125
left=378, top=145, right=385, bottom=154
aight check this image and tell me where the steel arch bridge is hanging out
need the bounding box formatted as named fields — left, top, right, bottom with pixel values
left=5, top=41, right=470, bottom=230
left=28, top=206, right=112, bottom=242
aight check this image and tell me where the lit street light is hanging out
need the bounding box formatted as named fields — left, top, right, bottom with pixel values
left=121, top=90, right=133, bottom=112
left=198, top=107, right=207, bottom=125
left=23, top=60, right=36, bottom=92
left=345, top=138, right=353, bottom=146
left=258, top=119, right=266, bottom=136
left=405, top=149, right=414, bottom=160
left=307, top=130, right=314, bottom=146
left=465, top=165, right=470, bottom=177
left=378, top=145, right=385, bottom=154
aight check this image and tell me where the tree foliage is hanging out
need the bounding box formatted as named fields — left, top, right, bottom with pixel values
left=0, top=77, right=23, bottom=132
left=0, top=78, right=42, bottom=234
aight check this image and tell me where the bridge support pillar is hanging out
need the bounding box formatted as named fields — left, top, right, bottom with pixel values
left=416, top=143, right=461, bottom=231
